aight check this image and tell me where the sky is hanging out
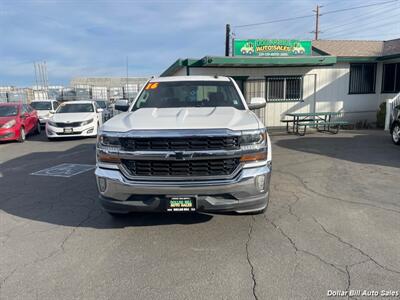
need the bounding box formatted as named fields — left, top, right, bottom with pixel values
left=1, top=0, right=400, bottom=87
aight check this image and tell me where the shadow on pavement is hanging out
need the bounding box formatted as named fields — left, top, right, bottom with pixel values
left=0, top=142, right=213, bottom=228
left=275, top=130, right=400, bottom=168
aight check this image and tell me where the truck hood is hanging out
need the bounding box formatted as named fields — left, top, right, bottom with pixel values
left=102, top=107, right=261, bottom=132
left=50, top=112, right=94, bottom=122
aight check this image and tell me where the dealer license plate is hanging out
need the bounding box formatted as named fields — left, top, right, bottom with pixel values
left=64, top=127, right=73, bottom=134
left=167, top=197, right=196, bottom=212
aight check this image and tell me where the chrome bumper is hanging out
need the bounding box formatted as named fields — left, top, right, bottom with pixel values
left=95, top=164, right=271, bottom=213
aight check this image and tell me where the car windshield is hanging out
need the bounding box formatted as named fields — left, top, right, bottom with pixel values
left=56, top=103, right=94, bottom=113
left=96, top=101, right=107, bottom=109
left=132, top=81, right=244, bottom=111
left=0, top=106, right=18, bottom=117
left=31, top=102, right=52, bottom=110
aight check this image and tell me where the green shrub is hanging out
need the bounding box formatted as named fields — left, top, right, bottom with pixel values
left=376, top=102, right=386, bottom=129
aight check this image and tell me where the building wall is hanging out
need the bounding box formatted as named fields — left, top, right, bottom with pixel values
left=172, top=62, right=387, bottom=127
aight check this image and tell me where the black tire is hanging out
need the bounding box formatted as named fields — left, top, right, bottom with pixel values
left=35, top=122, right=41, bottom=134
left=18, top=127, right=26, bottom=143
left=391, top=122, right=400, bottom=145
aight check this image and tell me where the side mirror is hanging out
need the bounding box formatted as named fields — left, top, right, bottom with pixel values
left=96, top=108, right=104, bottom=113
left=114, top=99, right=130, bottom=112
left=248, top=97, right=266, bottom=110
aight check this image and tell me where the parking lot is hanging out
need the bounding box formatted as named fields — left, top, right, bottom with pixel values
left=1, top=130, right=399, bottom=299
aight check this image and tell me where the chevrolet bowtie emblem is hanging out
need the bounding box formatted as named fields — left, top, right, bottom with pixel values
left=166, top=152, right=193, bottom=160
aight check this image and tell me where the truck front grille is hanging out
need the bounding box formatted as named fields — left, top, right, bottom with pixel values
left=121, top=158, right=240, bottom=177
left=119, top=136, right=239, bottom=151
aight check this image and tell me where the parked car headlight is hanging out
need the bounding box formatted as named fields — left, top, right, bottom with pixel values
left=80, top=118, right=94, bottom=126
left=1, top=119, right=16, bottom=129
left=47, top=121, right=57, bottom=127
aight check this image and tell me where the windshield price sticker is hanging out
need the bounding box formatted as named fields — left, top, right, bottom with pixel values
left=145, top=82, right=159, bottom=90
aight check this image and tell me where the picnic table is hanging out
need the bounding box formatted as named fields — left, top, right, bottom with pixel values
left=281, top=112, right=349, bottom=136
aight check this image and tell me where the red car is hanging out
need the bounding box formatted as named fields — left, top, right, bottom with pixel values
left=0, top=103, right=41, bottom=142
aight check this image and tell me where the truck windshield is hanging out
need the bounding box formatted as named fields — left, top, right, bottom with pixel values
left=133, top=81, right=245, bottom=111
left=31, top=102, right=52, bottom=110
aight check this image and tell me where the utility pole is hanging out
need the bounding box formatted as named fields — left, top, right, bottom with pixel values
left=313, top=5, right=321, bottom=40
left=126, top=56, right=129, bottom=100
left=225, top=24, right=231, bottom=56
left=34, top=62, right=39, bottom=90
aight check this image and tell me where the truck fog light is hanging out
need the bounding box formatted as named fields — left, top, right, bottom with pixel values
left=255, top=175, right=265, bottom=192
left=98, top=177, right=107, bottom=192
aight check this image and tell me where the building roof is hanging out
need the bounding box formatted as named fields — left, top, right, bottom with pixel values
left=382, top=38, right=400, bottom=56
left=312, top=40, right=383, bottom=57
left=312, top=39, right=400, bottom=58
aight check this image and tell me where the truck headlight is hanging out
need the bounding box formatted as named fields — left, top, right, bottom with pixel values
left=1, top=119, right=16, bottom=129
left=98, top=135, right=121, bottom=151
left=97, top=135, right=121, bottom=163
left=240, top=129, right=266, bottom=150
left=80, top=118, right=94, bottom=126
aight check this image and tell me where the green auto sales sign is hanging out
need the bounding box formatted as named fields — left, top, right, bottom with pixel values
left=234, top=39, right=312, bottom=57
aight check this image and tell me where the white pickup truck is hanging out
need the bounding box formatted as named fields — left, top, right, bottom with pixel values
left=95, top=76, right=272, bottom=216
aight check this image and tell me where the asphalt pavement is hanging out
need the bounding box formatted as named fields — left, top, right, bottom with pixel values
left=1, top=130, right=399, bottom=300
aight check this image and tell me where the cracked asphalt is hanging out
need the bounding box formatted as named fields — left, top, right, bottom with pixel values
left=1, top=130, right=399, bottom=300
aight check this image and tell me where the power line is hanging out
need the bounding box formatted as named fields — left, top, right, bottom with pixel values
left=234, top=14, right=314, bottom=29
left=234, top=0, right=398, bottom=29
left=323, top=4, right=396, bottom=32
left=325, top=19, right=400, bottom=39
left=322, top=0, right=398, bottom=16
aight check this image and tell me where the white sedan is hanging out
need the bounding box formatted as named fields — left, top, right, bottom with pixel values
left=46, top=101, right=103, bottom=139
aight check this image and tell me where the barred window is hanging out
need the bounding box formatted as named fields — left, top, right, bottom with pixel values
left=266, top=76, right=302, bottom=102
left=382, top=63, right=400, bottom=93
left=349, top=63, right=376, bottom=94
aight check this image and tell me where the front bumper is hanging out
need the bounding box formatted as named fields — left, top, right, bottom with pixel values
left=46, top=123, right=97, bottom=138
left=95, top=164, right=271, bottom=213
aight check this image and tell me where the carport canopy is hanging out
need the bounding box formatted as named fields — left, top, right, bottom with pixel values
left=161, top=55, right=337, bottom=76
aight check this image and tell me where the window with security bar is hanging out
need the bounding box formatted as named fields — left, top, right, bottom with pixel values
left=266, top=76, right=303, bottom=102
